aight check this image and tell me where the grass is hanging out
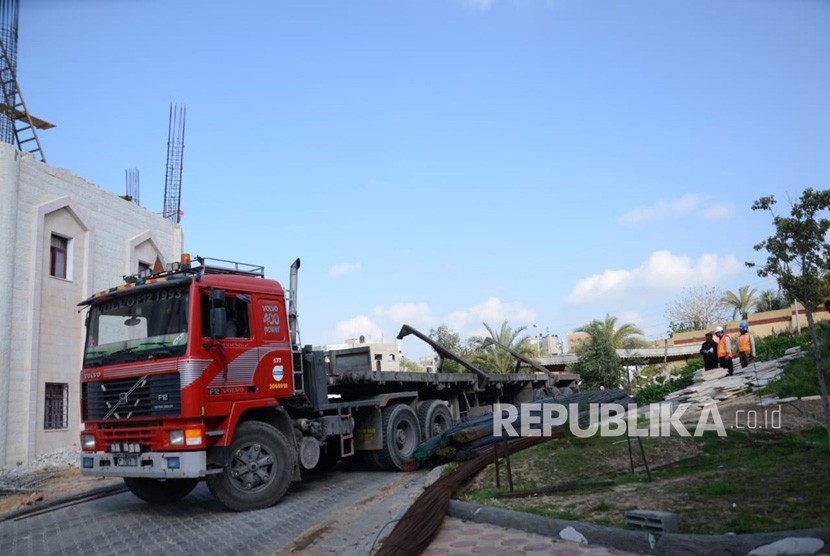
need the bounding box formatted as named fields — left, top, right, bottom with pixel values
left=456, top=426, right=830, bottom=535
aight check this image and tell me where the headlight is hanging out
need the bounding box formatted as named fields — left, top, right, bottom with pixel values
left=81, top=434, right=96, bottom=450
left=168, top=430, right=184, bottom=446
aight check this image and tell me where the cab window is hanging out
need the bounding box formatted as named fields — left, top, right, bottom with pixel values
left=201, top=294, right=251, bottom=339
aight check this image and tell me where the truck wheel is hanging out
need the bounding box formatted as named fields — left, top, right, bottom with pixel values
left=377, top=404, right=421, bottom=471
left=418, top=400, right=452, bottom=440
left=206, top=421, right=293, bottom=511
left=123, top=477, right=199, bottom=503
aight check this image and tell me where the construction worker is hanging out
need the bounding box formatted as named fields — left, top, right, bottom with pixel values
left=737, top=321, right=756, bottom=368
left=714, top=325, right=734, bottom=376
left=699, top=332, right=719, bottom=370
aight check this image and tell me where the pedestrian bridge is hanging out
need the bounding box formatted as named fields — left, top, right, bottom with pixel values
left=534, top=343, right=702, bottom=371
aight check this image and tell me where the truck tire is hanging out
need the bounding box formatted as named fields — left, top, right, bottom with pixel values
left=123, top=477, right=199, bottom=503
left=418, top=400, right=452, bottom=440
left=206, top=421, right=293, bottom=511
left=377, top=404, right=421, bottom=471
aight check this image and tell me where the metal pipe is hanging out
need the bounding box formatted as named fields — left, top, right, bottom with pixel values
left=289, top=258, right=301, bottom=349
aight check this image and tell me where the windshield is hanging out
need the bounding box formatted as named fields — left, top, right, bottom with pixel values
left=84, top=285, right=189, bottom=366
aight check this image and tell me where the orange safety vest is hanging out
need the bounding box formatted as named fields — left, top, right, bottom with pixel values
left=717, top=335, right=731, bottom=358
left=737, top=334, right=752, bottom=354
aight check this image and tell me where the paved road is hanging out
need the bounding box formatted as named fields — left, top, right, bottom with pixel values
left=0, top=465, right=429, bottom=556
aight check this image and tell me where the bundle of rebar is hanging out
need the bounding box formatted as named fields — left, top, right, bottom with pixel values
left=376, top=389, right=635, bottom=555
left=410, top=388, right=632, bottom=466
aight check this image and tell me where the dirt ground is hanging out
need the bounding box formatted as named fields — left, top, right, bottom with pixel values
left=0, top=467, right=120, bottom=518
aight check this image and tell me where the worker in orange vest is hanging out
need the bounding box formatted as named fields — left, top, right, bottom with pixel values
left=736, top=321, right=756, bottom=368
left=714, top=325, right=734, bottom=376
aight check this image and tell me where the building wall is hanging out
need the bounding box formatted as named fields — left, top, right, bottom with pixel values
left=671, top=304, right=830, bottom=347
left=567, top=332, right=590, bottom=353
left=0, top=144, right=183, bottom=466
left=318, top=337, right=403, bottom=372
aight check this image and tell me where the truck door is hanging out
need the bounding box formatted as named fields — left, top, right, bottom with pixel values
left=253, top=298, right=294, bottom=396
left=201, top=292, right=256, bottom=393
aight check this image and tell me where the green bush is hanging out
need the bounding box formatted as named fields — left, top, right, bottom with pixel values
left=755, top=330, right=814, bottom=362
left=761, top=342, right=830, bottom=398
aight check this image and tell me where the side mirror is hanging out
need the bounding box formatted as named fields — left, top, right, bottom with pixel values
left=209, top=289, right=227, bottom=339
left=210, top=307, right=227, bottom=339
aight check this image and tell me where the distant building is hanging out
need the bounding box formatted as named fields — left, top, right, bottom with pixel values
left=528, top=333, right=562, bottom=356
left=567, top=332, right=590, bottom=353
left=419, top=356, right=436, bottom=373
left=0, top=144, right=182, bottom=467
left=316, top=336, right=402, bottom=372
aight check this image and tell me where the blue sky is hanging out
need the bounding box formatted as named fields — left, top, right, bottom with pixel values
left=17, top=0, right=830, bottom=358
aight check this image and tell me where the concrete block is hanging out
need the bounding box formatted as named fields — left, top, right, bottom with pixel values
left=624, top=509, right=678, bottom=533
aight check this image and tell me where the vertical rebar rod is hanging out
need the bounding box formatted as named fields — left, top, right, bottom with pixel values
left=163, top=103, right=186, bottom=223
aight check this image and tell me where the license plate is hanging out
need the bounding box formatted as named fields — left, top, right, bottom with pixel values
left=116, top=456, right=137, bottom=467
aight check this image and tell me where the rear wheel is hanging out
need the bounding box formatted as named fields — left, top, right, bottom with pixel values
left=123, top=477, right=199, bottom=503
left=418, top=400, right=453, bottom=440
left=206, top=421, right=294, bottom=511
left=377, top=404, right=421, bottom=471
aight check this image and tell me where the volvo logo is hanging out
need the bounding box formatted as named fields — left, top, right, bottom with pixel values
left=119, top=392, right=129, bottom=403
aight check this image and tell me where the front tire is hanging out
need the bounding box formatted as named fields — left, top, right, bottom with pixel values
left=206, top=421, right=294, bottom=511
left=123, top=477, right=199, bottom=503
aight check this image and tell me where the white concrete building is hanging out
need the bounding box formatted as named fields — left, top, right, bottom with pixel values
left=0, top=143, right=183, bottom=467
left=316, top=336, right=403, bottom=372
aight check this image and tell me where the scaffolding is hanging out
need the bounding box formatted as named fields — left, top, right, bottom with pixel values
left=162, top=103, right=186, bottom=223
left=0, top=0, right=52, bottom=162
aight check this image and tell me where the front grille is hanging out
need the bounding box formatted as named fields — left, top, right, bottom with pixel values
left=83, top=373, right=181, bottom=421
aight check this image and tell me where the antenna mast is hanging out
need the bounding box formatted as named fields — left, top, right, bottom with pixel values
left=162, top=103, right=186, bottom=223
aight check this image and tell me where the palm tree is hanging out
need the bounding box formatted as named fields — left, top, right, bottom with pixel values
left=471, top=321, right=534, bottom=374
left=569, top=315, right=644, bottom=389
left=720, top=286, right=759, bottom=321
left=577, top=314, right=645, bottom=348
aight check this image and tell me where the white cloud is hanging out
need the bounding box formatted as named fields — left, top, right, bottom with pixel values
left=620, top=193, right=701, bottom=224
left=329, top=262, right=361, bottom=277
left=374, top=302, right=433, bottom=325
left=565, top=250, right=743, bottom=304
left=332, top=315, right=384, bottom=344
left=700, top=203, right=733, bottom=221
left=444, top=297, right=536, bottom=338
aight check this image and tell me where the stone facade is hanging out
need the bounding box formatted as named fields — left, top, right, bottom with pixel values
left=0, top=143, right=183, bottom=466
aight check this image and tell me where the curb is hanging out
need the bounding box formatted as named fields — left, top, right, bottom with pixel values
left=448, top=500, right=830, bottom=555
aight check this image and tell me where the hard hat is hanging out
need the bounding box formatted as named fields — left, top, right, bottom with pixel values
left=714, top=326, right=724, bottom=333
left=739, top=321, right=748, bottom=329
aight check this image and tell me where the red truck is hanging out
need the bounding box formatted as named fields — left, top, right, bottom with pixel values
left=79, top=256, right=562, bottom=511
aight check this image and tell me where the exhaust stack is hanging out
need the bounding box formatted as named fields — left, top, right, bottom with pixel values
left=288, top=258, right=301, bottom=349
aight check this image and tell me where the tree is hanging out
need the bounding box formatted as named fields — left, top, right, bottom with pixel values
left=470, top=321, right=533, bottom=374
left=428, top=324, right=467, bottom=373
left=747, top=188, right=830, bottom=450
left=665, top=285, right=730, bottom=334
left=567, top=315, right=645, bottom=389
left=720, top=286, right=760, bottom=321
left=755, top=289, right=790, bottom=312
